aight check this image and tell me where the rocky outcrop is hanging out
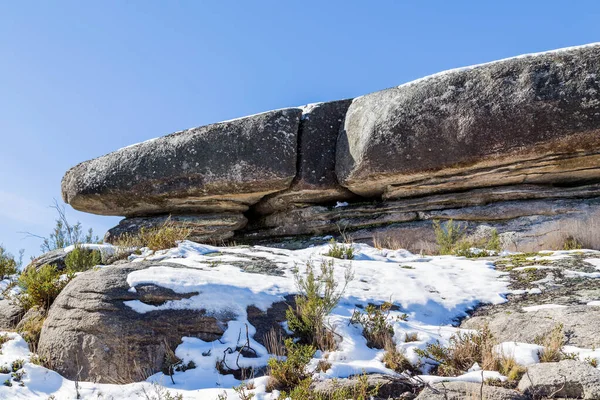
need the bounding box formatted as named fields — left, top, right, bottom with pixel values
left=310, top=374, right=414, bottom=399
left=37, top=262, right=226, bottom=383
left=61, top=44, right=600, bottom=251
left=62, top=108, right=301, bottom=217
left=26, top=248, right=70, bottom=272
left=104, top=213, right=247, bottom=244
left=518, top=360, right=600, bottom=399
left=336, top=45, right=600, bottom=199
left=415, top=382, right=527, bottom=400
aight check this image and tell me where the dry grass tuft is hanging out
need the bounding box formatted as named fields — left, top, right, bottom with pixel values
left=113, top=218, right=191, bottom=251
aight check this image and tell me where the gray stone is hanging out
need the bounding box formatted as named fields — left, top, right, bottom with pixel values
left=518, top=359, right=600, bottom=399
left=104, top=213, right=248, bottom=244
left=336, top=44, right=600, bottom=199
left=463, top=305, right=600, bottom=349
left=416, top=381, right=527, bottom=400
left=62, top=108, right=301, bottom=217
left=253, top=100, right=356, bottom=215
left=37, top=262, right=226, bottom=383
left=0, top=299, right=24, bottom=330
left=26, top=249, right=69, bottom=272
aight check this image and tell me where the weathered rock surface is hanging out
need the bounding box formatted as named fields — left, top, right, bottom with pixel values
left=104, top=213, right=248, bottom=244
left=0, top=299, right=24, bottom=330
left=463, top=305, right=600, bottom=349
left=253, top=100, right=356, bottom=215
left=38, top=262, right=226, bottom=383
left=518, top=360, right=600, bottom=399
left=415, top=382, right=527, bottom=400
left=336, top=44, right=600, bottom=199
left=62, top=108, right=301, bottom=217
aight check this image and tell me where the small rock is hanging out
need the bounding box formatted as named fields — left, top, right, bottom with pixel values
left=416, top=381, right=527, bottom=400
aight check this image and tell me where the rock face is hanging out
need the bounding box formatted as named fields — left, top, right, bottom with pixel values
left=61, top=43, right=600, bottom=251
left=518, top=360, right=600, bottom=399
left=104, top=213, right=248, bottom=244
left=38, top=262, right=226, bottom=383
left=62, top=108, right=301, bottom=217
left=336, top=45, right=600, bottom=199
left=253, top=100, right=356, bottom=215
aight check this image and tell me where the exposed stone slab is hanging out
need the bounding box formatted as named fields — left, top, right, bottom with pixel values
left=104, top=213, right=247, bottom=244
left=62, top=108, right=301, bottom=216
left=336, top=44, right=600, bottom=199
left=416, top=381, right=527, bottom=400
left=253, top=100, right=356, bottom=215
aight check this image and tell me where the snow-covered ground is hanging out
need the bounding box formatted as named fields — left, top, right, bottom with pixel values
left=1, top=241, right=599, bottom=399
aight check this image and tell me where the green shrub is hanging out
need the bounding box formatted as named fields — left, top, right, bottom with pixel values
left=267, top=338, right=315, bottom=392
left=17, top=264, right=72, bottom=311
left=350, top=303, right=394, bottom=349
left=433, top=220, right=466, bottom=255
left=0, top=246, right=18, bottom=279
left=286, top=260, right=353, bottom=350
left=64, top=245, right=102, bottom=273
left=325, top=239, right=354, bottom=260
left=37, top=201, right=99, bottom=253
left=278, top=372, right=379, bottom=400
left=383, top=343, right=417, bottom=374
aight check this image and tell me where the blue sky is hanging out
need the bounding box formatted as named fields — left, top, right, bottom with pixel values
left=1, top=1, right=599, bottom=262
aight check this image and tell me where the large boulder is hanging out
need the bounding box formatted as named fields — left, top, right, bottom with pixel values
left=62, top=108, right=302, bottom=217
left=518, top=360, right=600, bottom=399
left=253, top=100, right=356, bottom=215
left=104, top=213, right=248, bottom=244
left=37, top=262, right=226, bottom=383
left=336, top=44, right=600, bottom=199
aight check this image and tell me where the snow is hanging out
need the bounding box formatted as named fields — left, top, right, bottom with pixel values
left=395, top=42, right=600, bottom=89
left=522, top=304, right=568, bottom=312
left=3, top=241, right=599, bottom=399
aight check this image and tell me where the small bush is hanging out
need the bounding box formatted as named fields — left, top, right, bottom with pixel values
left=36, top=201, right=99, bottom=253
left=286, top=260, right=353, bottom=350
left=350, top=303, right=394, bottom=349
left=267, top=338, right=315, bottom=392
left=18, top=312, right=45, bottom=352
left=279, top=372, right=379, bottom=400
left=114, top=219, right=191, bottom=251
left=563, top=236, right=583, bottom=250
left=233, top=382, right=255, bottom=400
left=325, top=239, right=354, bottom=260
left=433, top=220, right=467, bottom=255
left=17, top=264, right=72, bottom=311
left=404, top=332, right=419, bottom=342
left=415, top=325, right=497, bottom=376
left=10, top=359, right=23, bottom=373
left=64, top=245, right=102, bottom=273
left=0, top=246, right=18, bottom=279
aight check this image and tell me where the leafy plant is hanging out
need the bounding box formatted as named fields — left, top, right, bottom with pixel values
left=325, top=239, right=354, bottom=260
left=534, top=323, right=566, bottom=363
left=267, top=338, right=315, bottom=392
left=563, top=236, right=583, bottom=250
left=64, top=245, right=102, bottom=273
left=16, top=264, right=72, bottom=311
left=383, top=343, right=417, bottom=374
left=0, top=246, right=18, bottom=279
left=286, top=260, right=353, bottom=350
left=350, top=302, right=395, bottom=349
left=433, top=220, right=466, bottom=255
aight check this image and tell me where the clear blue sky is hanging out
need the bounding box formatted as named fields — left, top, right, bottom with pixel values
left=1, top=1, right=599, bottom=262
